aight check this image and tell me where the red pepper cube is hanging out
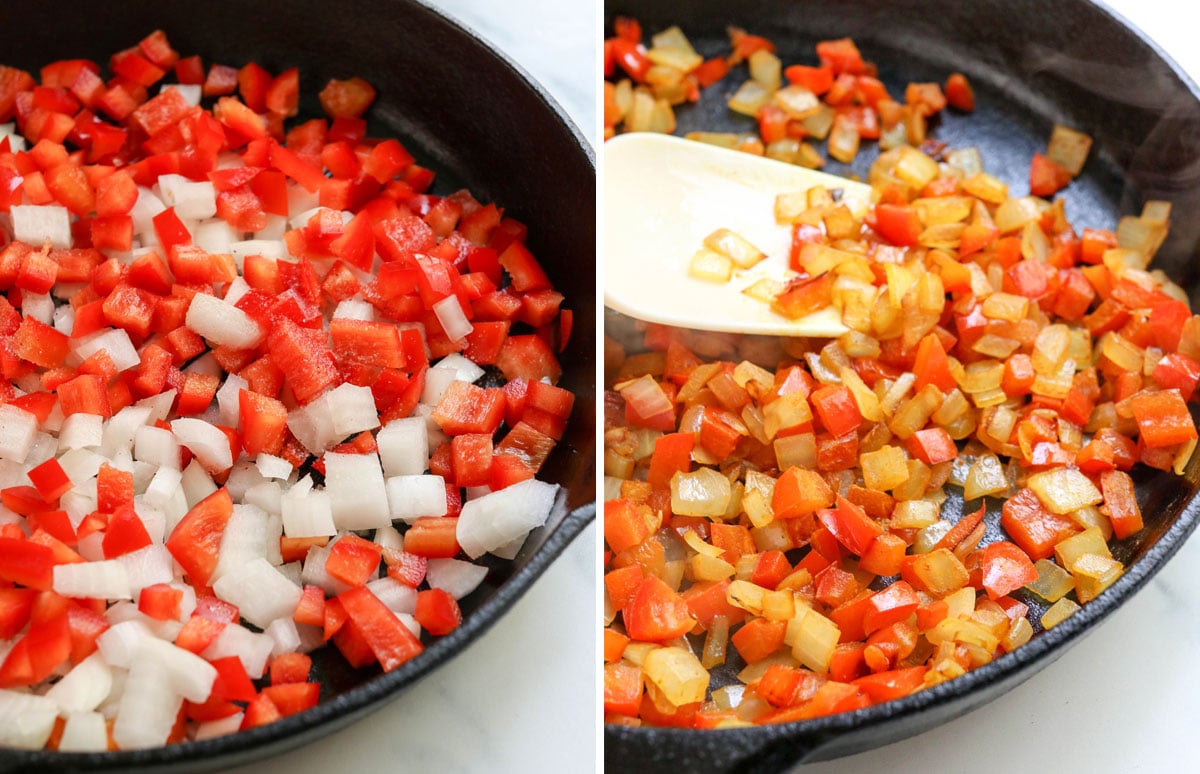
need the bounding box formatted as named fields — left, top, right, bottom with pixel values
left=1128, top=389, right=1198, bottom=448
left=336, top=585, right=423, bottom=672
left=414, top=588, right=462, bottom=636
left=12, top=316, right=69, bottom=369
left=27, top=458, right=71, bottom=502
left=431, top=380, right=505, bottom=436
left=450, top=433, right=493, bottom=488
left=324, top=534, right=383, bottom=588
left=138, top=583, right=184, bottom=621
left=403, top=517, right=460, bottom=559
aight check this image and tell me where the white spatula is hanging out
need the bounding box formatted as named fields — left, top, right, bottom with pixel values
left=604, top=132, right=874, bottom=337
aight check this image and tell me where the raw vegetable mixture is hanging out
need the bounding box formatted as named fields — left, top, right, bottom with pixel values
left=603, top=22, right=1195, bottom=728
left=0, top=29, right=574, bottom=751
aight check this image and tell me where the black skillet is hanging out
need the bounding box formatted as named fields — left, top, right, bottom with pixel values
left=0, top=0, right=595, bottom=771
left=604, top=0, right=1200, bottom=771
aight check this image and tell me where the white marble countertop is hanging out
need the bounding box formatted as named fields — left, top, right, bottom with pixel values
left=242, top=2, right=597, bottom=773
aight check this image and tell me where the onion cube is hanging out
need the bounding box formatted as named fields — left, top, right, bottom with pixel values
left=366, top=577, right=417, bottom=614
left=325, top=452, right=390, bottom=530
left=264, top=617, right=302, bottom=657
left=144, top=466, right=183, bottom=511
left=11, top=204, right=71, bottom=248
left=171, top=418, right=234, bottom=472
left=202, top=623, right=274, bottom=679
left=0, top=404, right=38, bottom=463
left=54, top=560, right=133, bottom=600
left=185, top=293, right=264, bottom=349
left=0, top=689, right=59, bottom=750
left=385, top=475, right=448, bottom=524
left=192, top=219, right=238, bottom=254
left=230, top=239, right=286, bottom=267
left=194, top=713, right=244, bottom=742
left=181, top=459, right=218, bottom=506
left=213, top=557, right=302, bottom=628
left=432, top=295, right=473, bottom=341
left=135, top=389, right=177, bottom=424
left=72, top=328, right=140, bottom=372
left=255, top=453, right=292, bottom=480
left=326, top=383, right=380, bottom=438
left=134, top=425, right=182, bottom=469
left=332, top=299, right=375, bottom=321
left=58, top=711, right=109, bottom=752
left=116, top=544, right=175, bottom=598
left=102, top=406, right=154, bottom=457
left=282, top=485, right=335, bottom=538
left=213, top=504, right=274, bottom=582
left=97, top=620, right=154, bottom=669
left=22, top=291, right=54, bottom=324
left=58, top=413, right=103, bottom=451
left=216, top=373, right=248, bottom=426
left=156, top=174, right=217, bottom=220
left=112, top=656, right=181, bottom=750
left=130, top=187, right=166, bottom=237
left=432, top=353, right=485, bottom=384
left=426, top=558, right=489, bottom=599
left=421, top=367, right=458, bottom=406
left=377, top=417, right=429, bottom=477
left=456, top=479, right=560, bottom=559
left=46, top=654, right=113, bottom=714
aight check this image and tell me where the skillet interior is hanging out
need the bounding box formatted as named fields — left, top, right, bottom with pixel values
left=604, top=0, right=1200, bottom=770
left=0, top=0, right=595, bottom=771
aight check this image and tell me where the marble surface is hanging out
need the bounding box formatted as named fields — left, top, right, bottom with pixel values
left=240, top=2, right=597, bottom=773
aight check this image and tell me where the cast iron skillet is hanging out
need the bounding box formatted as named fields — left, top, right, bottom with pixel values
left=0, top=0, right=595, bottom=771
left=605, top=0, right=1200, bottom=771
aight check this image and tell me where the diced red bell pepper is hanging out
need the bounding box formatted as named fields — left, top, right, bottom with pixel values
left=337, top=585, right=423, bottom=671
left=414, top=588, right=462, bottom=636
left=325, top=534, right=383, bottom=588
left=165, top=488, right=234, bottom=587
left=1128, top=389, right=1198, bottom=448
left=623, top=575, right=695, bottom=642
left=1000, top=487, right=1081, bottom=560
left=979, top=541, right=1038, bottom=600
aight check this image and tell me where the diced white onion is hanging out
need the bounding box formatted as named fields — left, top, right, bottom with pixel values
left=185, top=293, right=264, bottom=349
left=325, top=452, right=390, bottom=530
left=456, top=479, right=560, bottom=559
left=58, top=711, right=109, bottom=752
left=385, top=475, right=448, bottom=524
left=433, top=353, right=485, bottom=383
left=0, top=689, right=60, bottom=749
left=0, top=404, right=38, bottom=463
left=46, top=653, right=113, bottom=714
left=134, top=425, right=182, bottom=469
left=54, top=560, right=133, bottom=600
left=282, top=484, right=335, bottom=538
left=432, top=295, right=473, bottom=341
left=213, top=557, right=302, bottom=628
left=366, top=577, right=417, bottom=614
left=58, top=413, right=103, bottom=451
left=202, top=624, right=274, bottom=679
left=72, top=328, right=140, bottom=372
left=11, top=204, right=71, bottom=248
left=425, top=558, right=489, bottom=600
left=377, top=417, right=429, bottom=477
left=212, top=504, right=274, bottom=583
left=171, top=418, right=234, bottom=472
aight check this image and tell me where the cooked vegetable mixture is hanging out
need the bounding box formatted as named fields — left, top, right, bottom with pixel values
left=0, top=29, right=573, bottom=751
left=603, top=22, right=1195, bottom=728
